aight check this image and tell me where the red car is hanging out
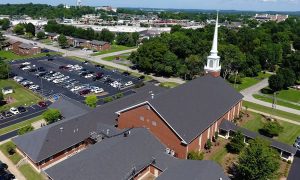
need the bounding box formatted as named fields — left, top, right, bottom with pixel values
left=38, top=101, right=47, bottom=107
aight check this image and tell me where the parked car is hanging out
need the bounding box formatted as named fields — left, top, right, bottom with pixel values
left=9, top=107, right=19, bottom=115
left=17, top=106, right=27, bottom=113
left=79, top=89, right=91, bottom=96
left=21, top=66, right=31, bottom=70
left=2, top=111, right=13, bottom=118
left=38, top=101, right=47, bottom=107
left=125, top=81, right=133, bottom=87
left=122, top=71, right=130, bottom=76
left=29, top=85, right=40, bottom=90
left=21, top=62, right=31, bottom=65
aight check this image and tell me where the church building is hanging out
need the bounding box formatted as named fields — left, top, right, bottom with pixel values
left=117, top=14, right=244, bottom=159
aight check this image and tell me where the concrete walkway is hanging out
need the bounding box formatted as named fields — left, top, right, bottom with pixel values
left=0, top=151, right=26, bottom=180
left=241, top=78, right=300, bottom=116
left=5, top=34, right=186, bottom=84
left=247, top=108, right=300, bottom=126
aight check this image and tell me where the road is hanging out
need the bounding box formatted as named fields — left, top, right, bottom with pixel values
left=241, top=78, right=300, bottom=116
left=5, top=34, right=185, bottom=84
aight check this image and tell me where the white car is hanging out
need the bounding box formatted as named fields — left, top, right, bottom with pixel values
left=21, top=66, right=31, bottom=70
left=125, top=81, right=133, bottom=86
left=93, top=88, right=104, bottom=94
left=10, top=107, right=19, bottom=115
left=71, top=86, right=82, bottom=92
left=29, top=85, right=40, bottom=90
left=84, top=74, right=94, bottom=78
left=22, top=62, right=31, bottom=65
left=13, top=76, right=23, bottom=81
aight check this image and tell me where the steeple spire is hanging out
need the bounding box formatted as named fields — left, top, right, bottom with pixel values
left=210, top=12, right=219, bottom=55
left=204, top=11, right=221, bottom=77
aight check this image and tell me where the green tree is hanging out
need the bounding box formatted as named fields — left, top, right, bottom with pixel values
left=185, top=55, right=204, bottom=79
left=0, top=61, right=10, bottom=79
left=205, top=139, right=212, bottom=150
left=99, top=28, right=115, bottom=43
left=42, top=109, right=62, bottom=124
left=58, top=34, right=68, bottom=48
left=13, top=24, right=25, bottom=35
left=277, top=68, right=296, bottom=88
left=103, top=96, right=114, bottom=103
left=0, top=18, right=10, bottom=30
left=187, top=151, right=204, bottom=160
left=18, top=125, right=34, bottom=135
left=85, top=95, right=98, bottom=108
left=268, top=74, right=284, bottom=92
left=0, top=91, right=3, bottom=103
left=260, top=121, right=283, bottom=138
left=25, top=23, right=35, bottom=36
left=235, top=138, right=280, bottom=180
left=226, top=131, right=245, bottom=154
left=37, top=31, right=45, bottom=39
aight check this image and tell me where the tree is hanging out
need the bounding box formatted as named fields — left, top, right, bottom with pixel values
left=0, top=91, right=3, bottom=103
left=13, top=24, right=25, bottom=35
left=5, top=143, right=15, bottom=155
left=235, top=138, right=280, bottom=180
left=43, top=109, right=62, bottom=124
left=260, top=121, right=283, bottom=138
left=0, top=32, right=7, bottom=50
left=25, top=23, right=35, bottom=36
left=37, top=31, right=45, bottom=39
left=277, top=68, right=296, bottom=88
left=58, top=34, right=68, bottom=48
left=268, top=74, right=284, bottom=92
left=226, top=131, right=245, bottom=154
left=99, top=28, right=115, bottom=43
left=18, top=125, right=34, bottom=135
left=0, top=18, right=10, bottom=30
left=0, top=61, right=10, bottom=79
left=85, top=95, right=98, bottom=108
left=185, top=55, right=204, bottom=79
left=103, top=96, right=114, bottom=103
left=187, top=151, right=204, bottom=160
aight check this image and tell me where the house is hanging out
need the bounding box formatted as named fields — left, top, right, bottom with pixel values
left=8, top=40, right=41, bottom=56
left=8, top=39, right=22, bottom=51
left=2, top=86, right=13, bottom=95
left=45, top=128, right=229, bottom=180
left=87, top=40, right=111, bottom=51
left=68, top=38, right=88, bottom=48
left=46, top=32, right=59, bottom=40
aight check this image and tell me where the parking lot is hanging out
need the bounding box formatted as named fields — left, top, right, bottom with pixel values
left=9, top=55, right=142, bottom=105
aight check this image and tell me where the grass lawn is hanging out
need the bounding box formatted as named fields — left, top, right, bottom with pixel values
left=91, top=45, right=136, bottom=56
left=231, top=72, right=271, bottom=91
left=102, top=53, right=130, bottom=61
left=276, top=89, right=300, bottom=104
left=0, top=115, right=43, bottom=136
left=253, top=94, right=300, bottom=111
left=19, top=164, right=44, bottom=180
left=242, top=112, right=300, bottom=145
left=0, top=50, right=60, bottom=61
left=0, top=80, right=41, bottom=112
left=159, top=82, right=180, bottom=88
left=0, top=141, right=23, bottom=164
left=210, top=147, right=228, bottom=165
left=243, top=101, right=300, bottom=122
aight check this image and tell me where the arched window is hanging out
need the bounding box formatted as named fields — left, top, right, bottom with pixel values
left=209, top=60, right=214, bottom=68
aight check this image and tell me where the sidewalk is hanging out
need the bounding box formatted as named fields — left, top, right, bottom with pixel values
left=0, top=151, right=26, bottom=180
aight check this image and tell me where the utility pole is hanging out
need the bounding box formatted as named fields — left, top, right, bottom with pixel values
left=271, top=92, right=277, bottom=120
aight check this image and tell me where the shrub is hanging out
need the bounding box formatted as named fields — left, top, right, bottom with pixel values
left=18, top=125, right=34, bottom=135
left=187, top=151, right=204, bottom=160
left=114, top=93, right=124, bottom=99
left=103, top=96, right=114, bottom=103
left=226, top=131, right=245, bottom=154
left=85, top=95, right=98, bottom=108
left=259, top=121, right=283, bottom=137
left=228, top=74, right=242, bottom=84
left=6, top=143, right=15, bottom=155
left=43, top=109, right=62, bottom=124
left=205, top=139, right=212, bottom=150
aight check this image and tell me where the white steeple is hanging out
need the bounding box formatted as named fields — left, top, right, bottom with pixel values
left=204, top=12, right=221, bottom=77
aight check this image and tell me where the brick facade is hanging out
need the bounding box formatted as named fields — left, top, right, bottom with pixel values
left=9, top=41, right=41, bottom=56
left=118, top=101, right=242, bottom=159
left=134, top=165, right=161, bottom=180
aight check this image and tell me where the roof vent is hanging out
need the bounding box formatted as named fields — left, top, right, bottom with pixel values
left=165, top=148, right=170, bottom=154
left=151, top=93, right=154, bottom=99
left=106, top=129, right=110, bottom=135
left=60, top=127, right=64, bottom=132
left=170, top=150, right=175, bottom=156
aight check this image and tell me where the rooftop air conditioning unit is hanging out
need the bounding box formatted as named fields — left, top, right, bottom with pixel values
left=165, top=148, right=170, bottom=154
left=170, top=150, right=175, bottom=156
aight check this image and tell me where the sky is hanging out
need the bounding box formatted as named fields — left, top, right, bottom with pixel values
left=1, top=0, right=300, bottom=11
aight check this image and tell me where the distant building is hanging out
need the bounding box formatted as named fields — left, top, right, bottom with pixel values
left=254, top=14, right=289, bottom=22
left=8, top=40, right=41, bottom=56
left=67, top=37, right=111, bottom=51
left=95, top=6, right=117, bottom=13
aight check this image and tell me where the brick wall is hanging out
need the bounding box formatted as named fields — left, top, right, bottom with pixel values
left=118, top=104, right=188, bottom=159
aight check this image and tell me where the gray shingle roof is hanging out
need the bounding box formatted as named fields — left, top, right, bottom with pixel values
left=156, top=160, right=230, bottom=180
left=220, top=120, right=297, bottom=154
left=18, top=43, right=35, bottom=49
left=45, top=128, right=229, bottom=180
left=148, top=75, right=243, bottom=143
left=49, top=96, right=90, bottom=119
left=90, top=40, right=109, bottom=46
left=13, top=84, right=166, bottom=163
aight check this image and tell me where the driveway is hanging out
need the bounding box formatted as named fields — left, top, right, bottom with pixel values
left=5, top=34, right=185, bottom=84
left=241, top=78, right=300, bottom=115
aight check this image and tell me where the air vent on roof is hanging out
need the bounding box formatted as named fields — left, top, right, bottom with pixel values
left=170, top=150, right=175, bottom=156
left=106, top=129, right=110, bottom=135
left=165, top=148, right=170, bottom=154
left=60, top=127, right=64, bottom=132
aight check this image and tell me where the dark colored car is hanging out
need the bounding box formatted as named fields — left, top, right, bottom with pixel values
left=17, top=106, right=27, bottom=113
left=138, top=75, right=145, bottom=80
left=37, top=72, right=46, bottom=77
left=95, top=64, right=105, bottom=68
left=105, top=78, right=113, bottom=84
left=38, top=101, right=47, bottom=107
left=59, top=66, right=69, bottom=70
left=41, top=49, right=49, bottom=53
left=38, top=67, right=45, bottom=71
left=131, top=65, right=138, bottom=70
left=28, top=68, right=37, bottom=72
left=122, top=71, right=130, bottom=76
left=18, top=64, right=26, bottom=69
left=82, top=60, right=88, bottom=64
left=0, top=173, right=15, bottom=180
left=48, top=58, right=54, bottom=61
left=0, top=163, right=8, bottom=170
left=8, top=73, right=17, bottom=78
left=79, top=89, right=91, bottom=96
